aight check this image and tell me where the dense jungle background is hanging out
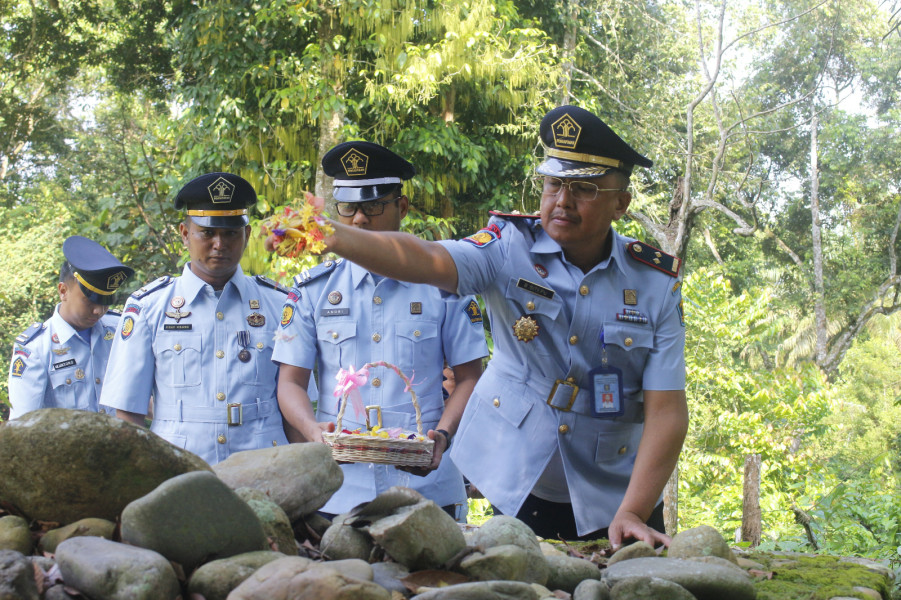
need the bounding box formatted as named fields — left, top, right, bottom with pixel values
left=2, top=0, right=901, bottom=577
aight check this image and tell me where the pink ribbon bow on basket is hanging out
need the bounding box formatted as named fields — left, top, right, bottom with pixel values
left=334, top=364, right=370, bottom=421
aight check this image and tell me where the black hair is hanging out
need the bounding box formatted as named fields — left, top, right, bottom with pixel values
left=59, top=260, right=75, bottom=283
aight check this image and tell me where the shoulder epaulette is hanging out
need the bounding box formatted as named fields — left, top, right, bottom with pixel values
left=106, top=309, right=122, bottom=317
left=293, top=259, right=342, bottom=288
left=626, top=241, right=681, bottom=278
left=489, top=210, right=540, bottom=220
left=131, top=275, right=174, bottom=299
left=254, top=274, right=291, bottom=295
left=15, top=322, right=46, bottom=346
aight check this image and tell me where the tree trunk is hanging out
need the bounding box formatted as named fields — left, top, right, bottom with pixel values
left=810, top=112, right=827, bottom=365
left=559, top=0, right=579, bottom=104
left=741, top=454, right=761, bottom=547
left=315, top=9, right=344, bottom=204
left=663, top=466, right=678, bottom=536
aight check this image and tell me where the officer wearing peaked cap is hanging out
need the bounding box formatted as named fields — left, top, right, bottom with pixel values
left=273, top=141, right=487, bottom=521
left=8, top=236, right=134, bottom=419
left=100, top=172, right=304, bottom=465
left=318, top=106, right=687, bottom=548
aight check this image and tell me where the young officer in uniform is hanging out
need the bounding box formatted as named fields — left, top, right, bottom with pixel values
left=273, top=141, right=487, bottom=520
left=318, top=107, right=688, bottom=548
left=100, top=172, right=294, bottom=465
left=8, top=236, right=134, bottom=419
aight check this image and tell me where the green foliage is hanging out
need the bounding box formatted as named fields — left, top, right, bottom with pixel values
left=680, top=268, right=836, bottom=540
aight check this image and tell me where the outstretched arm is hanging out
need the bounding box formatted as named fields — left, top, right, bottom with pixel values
left=608, top=389, right=688, bottom=549
left=277, top=364, right=335, bottom=443
left=326, top=221, right=459, bottom=293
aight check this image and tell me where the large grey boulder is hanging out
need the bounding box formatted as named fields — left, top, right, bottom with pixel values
left=459, top=544, right=540, bottom=583
left=667, top=524, right=737, bottom=563
left=0, top=408, right=211, bottom=524
left=573, top=579, right=611, bottom=600
left=544, top=554, right=601, bottom=593
left=367, top=499, right=466, bottom=571
left=55, top=537, right=179, bottom=600
left=0, top=550, right=39, bottom=600
left=410, top=581, right=540, bottom=599
left=603, top=557, right=755, bottom=600
left=188, top=551, right=288, bottom=600
left=0, top=516, right=32, bottom=555
left=226, top=556, right=390, bottom=600
left=468, top=515, right=549, bottom=586
left=235, top=487, right=298, bottom=556
left=121, top=470, right=268, bottom=570
left=320, top=521, right=374, bottom=561
left=214, top=443, right=344, bottom=521
left=610, top=576, right=697, bottom=600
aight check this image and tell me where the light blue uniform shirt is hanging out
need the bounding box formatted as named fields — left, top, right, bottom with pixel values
left=272, top=258, right=488, bottom=515
left=8, top=305, right=119, bottom=419
left=438, top=215, right=685, bottom=536
left=100, top=265, right=292, bottom=465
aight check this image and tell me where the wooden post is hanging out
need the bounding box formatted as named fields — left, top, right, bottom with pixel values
left=741, top=454, right=761, bottom=547
left=663, top=466, right=678, bottom=536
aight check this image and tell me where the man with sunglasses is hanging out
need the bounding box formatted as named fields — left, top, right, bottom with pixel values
left=8, top=236, right=134, bottom=419
left=316, top=107, right=687, bottom=548
left=273, top=141, right=488, bottom=521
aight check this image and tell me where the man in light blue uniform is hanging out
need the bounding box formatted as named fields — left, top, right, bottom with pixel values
left=273, top=141, right=487, bottom=520
left=100, top=173, right=294, bottom=465
left=320, top=106, right=688, bottom=547
left=8, top=236, right=134, bottom=419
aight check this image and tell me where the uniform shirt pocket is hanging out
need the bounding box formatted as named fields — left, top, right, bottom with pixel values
left=153, top=333, right=202, bottom=388
left=594, top=423, right=642, bottom=464
left=601, top=322, right=653, bottom=377
left=316, top=321, right=357, bottom=370
left=234, top=331, right=277, bottom=385
left=49, top=369, right=85, bottom=408
left=475, top=376, right=530, bottom=429
left=395, top=320, right=438, bottom=371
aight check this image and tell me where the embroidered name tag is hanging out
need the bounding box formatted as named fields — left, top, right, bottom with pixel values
left=164, top=324, right=193, bottom=331
left=516, top=278, right=555, bottom=299
left=321, top=308, right=350, bottom=317
left=53, top=359, right=76, bottom=370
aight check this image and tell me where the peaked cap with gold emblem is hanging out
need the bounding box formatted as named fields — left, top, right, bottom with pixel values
left=537, top=105, right=652, bottom=178
left=322, top=141, right=416, bottom=202
left=62, top=236, right=135, bottom=305
left=174, top=172, right=256, bottom=227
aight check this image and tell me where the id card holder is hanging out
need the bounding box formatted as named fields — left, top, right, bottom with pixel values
left=590, top=328, right=624, bottom=418
left=588, top=364, right=624, bottom=418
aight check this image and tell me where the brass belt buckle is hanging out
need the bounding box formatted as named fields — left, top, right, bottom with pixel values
left=547, top=379, right=578, bottom=412
left=227, top=403, right=243, bottom=426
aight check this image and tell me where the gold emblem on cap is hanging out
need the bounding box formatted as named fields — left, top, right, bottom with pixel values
left=207, top=176, right=236, bottom=204
left=328, top=291, right=342, bottom=305
left=552, top=113, right=581, bottom=150
left=106, top=271, right=127, bottom=291
left=341, top=148, right=369, bottom=176
left=513, top=315, right=540, bottom=342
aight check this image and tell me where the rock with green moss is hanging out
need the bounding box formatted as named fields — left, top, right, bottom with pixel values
left=39, top=517, right=116, bottom=554
left=0, top=515, right=33, bottom=555
left=0, top=408, right=211, bottom=524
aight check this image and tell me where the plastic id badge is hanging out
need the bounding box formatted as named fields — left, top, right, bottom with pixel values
left=588, top=364, right=624, bottom=418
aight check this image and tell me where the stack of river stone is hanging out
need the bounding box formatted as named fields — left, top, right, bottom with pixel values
left=0, top=409, right=892, bottom=599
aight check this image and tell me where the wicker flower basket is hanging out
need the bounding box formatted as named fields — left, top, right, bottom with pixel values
left=323, top=361, right=435, bottom=467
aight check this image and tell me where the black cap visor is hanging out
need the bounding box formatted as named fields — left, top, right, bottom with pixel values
left=332, top=184, right=400, bottom=202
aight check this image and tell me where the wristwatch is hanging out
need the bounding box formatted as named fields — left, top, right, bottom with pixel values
left=436, top=429, right=452, bottom=449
